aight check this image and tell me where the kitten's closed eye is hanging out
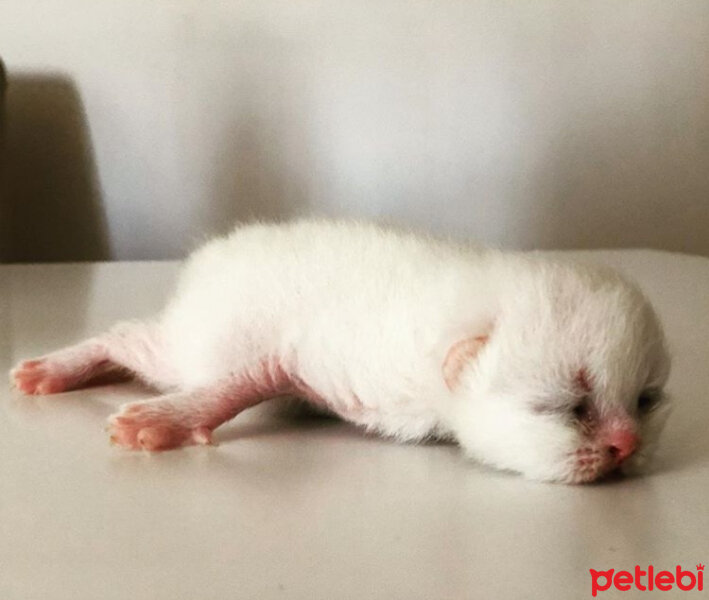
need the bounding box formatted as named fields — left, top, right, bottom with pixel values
left=637, top=389, right=663, bottom=414
left=571, top=397, right=592, bottom=422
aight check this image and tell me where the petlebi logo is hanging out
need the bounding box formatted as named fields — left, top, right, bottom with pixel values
left=590, top=563, right=704, bottom=596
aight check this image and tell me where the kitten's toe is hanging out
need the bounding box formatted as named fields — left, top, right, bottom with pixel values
left=107, top=403, right=212, bottom=451
left=10, top=359, right=72, bottom=395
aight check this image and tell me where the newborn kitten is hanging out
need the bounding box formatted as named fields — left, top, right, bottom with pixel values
left=10, top=220, right=671, bottom=483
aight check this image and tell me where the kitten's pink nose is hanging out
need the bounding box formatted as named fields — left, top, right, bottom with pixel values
left=606, top=430, right=638, bottom=464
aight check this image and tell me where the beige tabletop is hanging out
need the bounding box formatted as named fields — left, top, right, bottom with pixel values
left=1, top=250, right=708, bottom=599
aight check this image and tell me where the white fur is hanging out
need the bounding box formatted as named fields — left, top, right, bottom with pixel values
left=155, top=220, right=671, bottom=482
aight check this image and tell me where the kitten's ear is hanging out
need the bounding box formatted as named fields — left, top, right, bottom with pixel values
left=443, top=333, right=490, bottom=391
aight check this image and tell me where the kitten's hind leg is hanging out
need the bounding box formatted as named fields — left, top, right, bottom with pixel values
left=10, top=320, right=175, bottom=394
left=108, top=376, right=272, bottom=451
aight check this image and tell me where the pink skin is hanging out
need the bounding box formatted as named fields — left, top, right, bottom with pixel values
left=11, top=356, right=130, bottom=395
left=568, top=369, right=640, bottom=483
left=12, top=349, right=124, bottom=395
left=109, top=380, right=262, bottom=450
left=442, top=335, right=489, bottom=391
left=107, top=360, right=319, bottom=451
left=10, top=321, right=315, bottom=451
left=572, top=415, right=639, bottom=483
left=11, top=321, right=175, bottom=395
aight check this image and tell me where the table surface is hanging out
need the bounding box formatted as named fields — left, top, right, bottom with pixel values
left=1, top=250, right=708, bottom=599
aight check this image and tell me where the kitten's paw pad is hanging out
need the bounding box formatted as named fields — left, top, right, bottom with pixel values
left=10, top=359, right=72, bottom=395
left=107, top=404, right=213, bottom=451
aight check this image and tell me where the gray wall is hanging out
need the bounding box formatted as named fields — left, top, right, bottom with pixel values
left=1, top=1, right=708, bottom=261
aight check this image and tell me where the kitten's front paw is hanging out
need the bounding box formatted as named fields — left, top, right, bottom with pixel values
left=108, top=402, right=213, bottom=451
left=10, top=359, right=73, bottom=395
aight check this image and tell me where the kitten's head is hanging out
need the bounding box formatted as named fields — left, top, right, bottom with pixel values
left=446, top=258, right=671, bottom=484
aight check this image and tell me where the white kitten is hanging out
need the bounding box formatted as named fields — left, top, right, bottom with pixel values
left=10, top=220, right=671, bottom=483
